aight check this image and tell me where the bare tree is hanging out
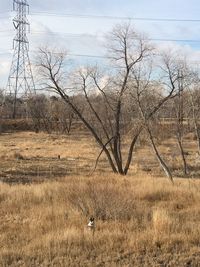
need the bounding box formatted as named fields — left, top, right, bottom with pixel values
left=36, top=25, right=155, bottom=175
left=188, top=71, right=200, bottom=154
left=170, top=63, right=198, bottom=175
left=36, top=25, right=183, bottom=179
left=173, top=69, right=188, bottom=175
left=129, top=59, right=173, bottom=182
left=50, top=96, right=76, bottom=135
left=27, top=94, right=53, bottom=133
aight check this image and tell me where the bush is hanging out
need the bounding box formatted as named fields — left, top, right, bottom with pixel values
left=67, top=180, right=137, bottom=221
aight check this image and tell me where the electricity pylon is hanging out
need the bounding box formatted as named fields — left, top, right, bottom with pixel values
left=7, top=0, right=35, bottom=118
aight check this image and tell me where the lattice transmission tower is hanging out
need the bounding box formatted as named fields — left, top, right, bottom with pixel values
left=7, top=0, right=35, bottom=118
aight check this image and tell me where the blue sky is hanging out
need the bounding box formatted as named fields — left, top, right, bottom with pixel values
left=1, top=0, right=200, bottom=88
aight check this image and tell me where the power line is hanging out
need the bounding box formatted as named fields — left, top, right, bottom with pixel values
left=25, top=31, right=200, bottom=44
left=1, top=10, right=200, bottom=23
left=30, top=11, right=200, bottom=23
left=0, top=49, right=107, bottom=59
left=1, top=25, right=200, bottom=44
left=68, top=53, right=107, bottom=59
left=1, top=11, right=200, bottom=59
left=1, top=49, right=200, bottom=65
left=1, top=29, right=200, bottom=44
left=1, top=11, right=200, bottom=44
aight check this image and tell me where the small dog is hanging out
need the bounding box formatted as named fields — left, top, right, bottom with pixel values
left=87, top=217, right=95, bottom=231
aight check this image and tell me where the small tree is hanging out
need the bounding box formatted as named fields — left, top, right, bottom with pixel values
left=27, top=94, right=53, bottom=133
left=188, top=71, right=200, bottom=154
left=173, top=70, right=188, bottom=175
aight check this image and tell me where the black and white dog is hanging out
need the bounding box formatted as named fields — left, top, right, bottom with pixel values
left=87, top=217, right=95, bottom=230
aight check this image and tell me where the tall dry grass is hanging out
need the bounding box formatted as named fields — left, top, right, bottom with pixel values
left=0, top=174, right=200, bottom=266
left=0, top=131, right=200, bottom=265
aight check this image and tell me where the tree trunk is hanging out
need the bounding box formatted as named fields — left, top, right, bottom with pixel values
left=176, top=133, right=188, bottom=175
left=147, top=126, right=174, bottom=184
left=124, top=132, right=140, bottom=175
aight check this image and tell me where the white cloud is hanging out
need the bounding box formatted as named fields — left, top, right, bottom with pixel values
left=155, top=41, right=200, bottom=62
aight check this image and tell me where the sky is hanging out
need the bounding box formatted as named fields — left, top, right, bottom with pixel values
left=1, top=0, right=200, bottom=88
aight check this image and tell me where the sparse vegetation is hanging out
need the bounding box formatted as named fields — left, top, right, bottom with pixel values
left=0, top=131, right=200, bottom=266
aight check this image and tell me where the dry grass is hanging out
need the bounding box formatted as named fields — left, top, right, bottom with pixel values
left=0, top=132, right=101, bottom=184
left=0, top=175, right=200, bottom=266
left=0, top=132, right=200, bottom=266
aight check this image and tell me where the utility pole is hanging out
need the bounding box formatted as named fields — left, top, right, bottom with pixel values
left=7, top=0, right=35, bottom=119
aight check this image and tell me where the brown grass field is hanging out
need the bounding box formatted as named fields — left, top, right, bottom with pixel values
left=0, top=131, right=200, bottom=266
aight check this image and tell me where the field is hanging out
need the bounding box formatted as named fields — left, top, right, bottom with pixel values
left=0, top=131, right=200, bottom=266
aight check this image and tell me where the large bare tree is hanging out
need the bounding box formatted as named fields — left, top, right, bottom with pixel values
left=37, top=24, right=153, bottom=175
left=36, top=24, right=184, bottom=178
